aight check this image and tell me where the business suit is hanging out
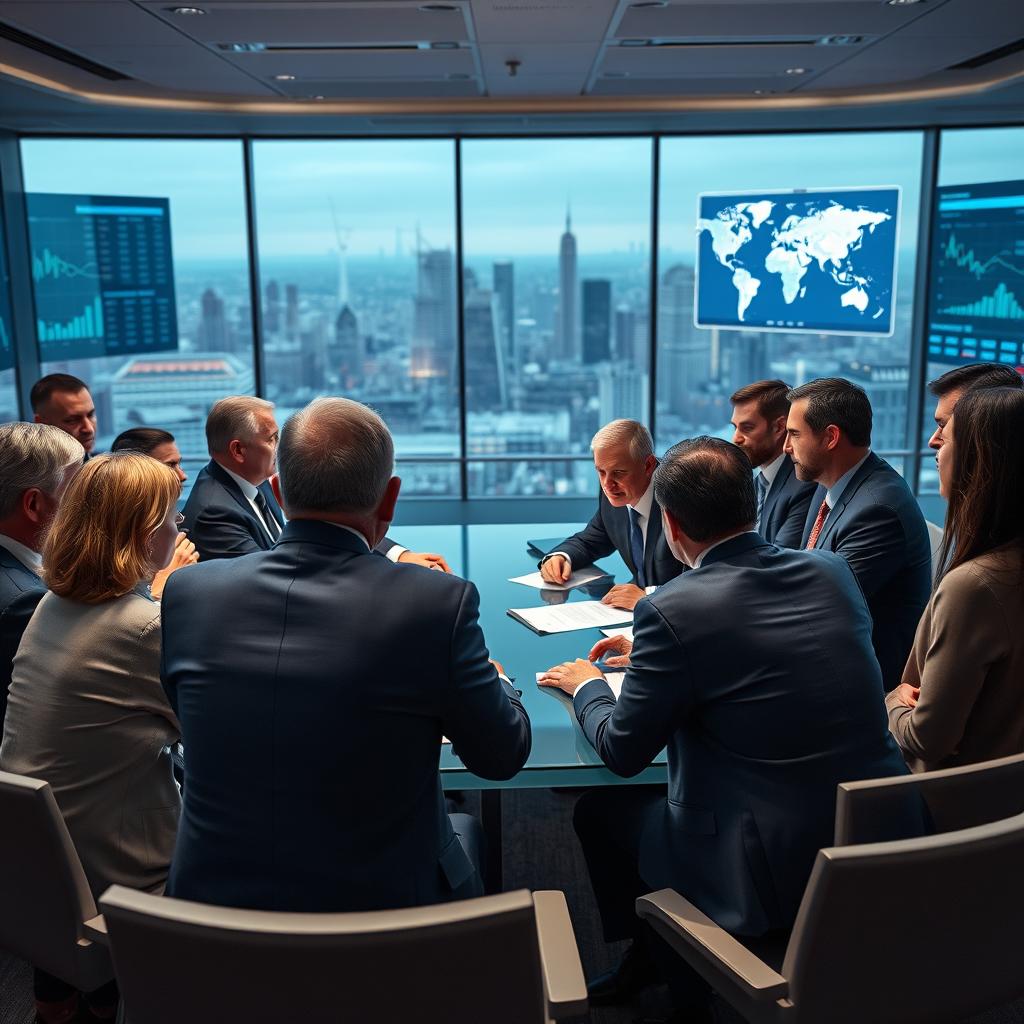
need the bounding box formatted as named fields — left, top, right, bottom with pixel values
left=160, top=519, right=531, bottom=913
left=573, top=533, right=914, bottom=938
left=0, top=543, right=45, bottom=730
left=545, top=489, right=684, bottom=587
left=1, top=589, right=181, bottom=899
left=799, top=452, right=931, bottom=691
left=759, top=455, right=816, bottom=549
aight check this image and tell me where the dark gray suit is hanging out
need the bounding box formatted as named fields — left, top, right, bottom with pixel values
left=573, top=533, right=915, bottom=938
left=161, top=520, right=531, bottom=913
left=759, top=455, right=816, bottom=549
left=799, top=452, right=931, bottom=691
left=0, top=545, right=45, bottom=730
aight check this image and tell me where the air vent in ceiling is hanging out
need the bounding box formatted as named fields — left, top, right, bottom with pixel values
left=949, top=37, right=1024, bottom=70
left=614, top=36, right=868, bottom=49
left=216, top=41, right=462, bottom=53
left=0, top=21, right=130, bottom=81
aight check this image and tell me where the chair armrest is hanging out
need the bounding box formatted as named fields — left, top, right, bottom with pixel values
left=81, top=914, right=108, bottom=946
left=533, top=890, right=588, bottom=1019
left=636, top=889, right=789, bottom=1002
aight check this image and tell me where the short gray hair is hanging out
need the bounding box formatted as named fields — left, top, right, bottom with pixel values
left=591, top=419, right=654, bottom=463
left=278, top=397, right=394, bottom=515
left=205, top=396, right=275, bottom=455
left=0, top=422, right=83, bottom=518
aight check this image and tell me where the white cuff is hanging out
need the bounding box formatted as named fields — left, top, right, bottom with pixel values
left=386, top=545, right=407, bottom=562
left=572, top=676, right=604, bottom=698
left=645, top=584, right=658, bottom=595
left=541, top=551, right=572, bottom=569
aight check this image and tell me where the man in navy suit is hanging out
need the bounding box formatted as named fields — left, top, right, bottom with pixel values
left=0, top=423, right=83, bottom=727
left=540, top=419, right=684, bottom=611
left=730, top=379, right=816, bottom=548
left=540, top=436, right=914, bottom=1019
left=161, top=397, right=531, bottom=912
left=183, top=395, right=450, bottom=570
left=786, top=377, right=931, bottom=691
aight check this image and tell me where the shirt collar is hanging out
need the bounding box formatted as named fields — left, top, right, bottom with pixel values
left=220, top=463, right=260, bottom=501
left=0, top=533, right=43, bottom=573
left=326, top=522, right=372, bottom=550
left=628, top=478, right=655, bottom=522
left=826, top=451, right=872, bottom=511
left=758, top=452, right=786, bottom=488
left=693, top=529, right=759, bottom=569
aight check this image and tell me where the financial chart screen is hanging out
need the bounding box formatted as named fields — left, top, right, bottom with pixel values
left=695, top=186, right=900, bottom=336
left=26, top=193, right=178, bottom=361
left=928, top=179, right=1024, bottom=370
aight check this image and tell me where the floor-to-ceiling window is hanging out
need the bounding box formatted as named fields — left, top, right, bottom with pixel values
left=20, top=139, right=255, bottom=491
left=0, top=187, right=17, bottom=423
left=657, top=130, right=925, bottom=477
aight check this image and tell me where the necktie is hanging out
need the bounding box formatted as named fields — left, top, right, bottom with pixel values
left=755, top=472, right=768, bottom=530
left=628, top=507, right=646, bottom=588
left=805, top=498, right=831, bottom=550
left=254, top=489, right=282, bottom=540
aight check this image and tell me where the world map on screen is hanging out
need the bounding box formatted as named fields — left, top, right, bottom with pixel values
left=695, top=187, right=900, bottom=335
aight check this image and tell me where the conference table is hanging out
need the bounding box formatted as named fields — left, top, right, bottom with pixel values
left=388, top=522, right=668, bottom=887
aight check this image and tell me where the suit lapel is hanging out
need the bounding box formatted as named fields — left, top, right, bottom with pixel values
left=815, top=454, right=879, bottom=549
left=258, top=481, right=285, bottom=528
left=207, top=461, right=274, bottom=549
left=0, top=547, right=41, bottom=589
left=644, top=501, right=663, bottom=582
left=761, top=457, right=791, bottom=530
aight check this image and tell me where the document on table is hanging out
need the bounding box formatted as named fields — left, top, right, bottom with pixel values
left=508, top=565, right=611, bottom=591
left=600, top=625, right=634, bottom=642
left=536, top=671, right=625, bottom=699
left=508, top=600, right=633, bottom=635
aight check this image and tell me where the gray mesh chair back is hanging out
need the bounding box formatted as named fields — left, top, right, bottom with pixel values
left=100, top=885, right=586, bottom=1024
left=835, top=751, right=1024, bottom=845
left=784, top=812, right=1024, bottom=1024
left=0, top=770, right=112, bottom=990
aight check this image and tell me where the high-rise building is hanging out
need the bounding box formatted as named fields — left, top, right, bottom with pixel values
left=615, top=305, right=636, bottom=364
left=197, top=288, right=228, bottom=351
left=333, top=304, right=363, bottom=380
left=413, top=246, right=456, bottom=382
left=718, top=331, right=768, bottom=396
left=557, top=208, right=577, bottom=362
left=285, top=284, right=300, bottom=340
left=598, top=363, right=647, bottom=424
left=464, top=287, right=506, bottom=411
left=658, top=264, right=709, bottom=420
left=582, top=278, right=611, bottom=364
left=492, top=260, right=515, bottom=362
left=843, top=359, right=909, bottom=451
left=264, top=280, right=281, bottom=335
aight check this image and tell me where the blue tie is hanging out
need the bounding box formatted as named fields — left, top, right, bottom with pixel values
left=628, top=507, right=646, bottom=588
left=755, top=472, right=769, bottom=530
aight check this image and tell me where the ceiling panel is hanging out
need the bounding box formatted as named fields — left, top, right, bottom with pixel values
left=599, top=41, right=849, bottom=77
left=472, top=0, right=619, bottom=45
left=83, top=44, right=277, bottom=91
left=0, top=1, right=179, bottom=46
left=221, top=47, right=478, bottom=79
left=590, top=74, right=796, bottom=94
left=272, top=77, right=482, bottom=98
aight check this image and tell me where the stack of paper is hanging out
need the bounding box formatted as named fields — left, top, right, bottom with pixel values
left=508, top=566, right=611, bottom=591
left=600, top=626, right=634, bottom=642
left=508, top=601, right=633, bottom=635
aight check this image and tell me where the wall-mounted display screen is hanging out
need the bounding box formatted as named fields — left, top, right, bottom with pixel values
left=695, top=186, right=900, bottom=336
left=928, top=178, right=1024, bottom=370
left=26, top=192, right=178, bottom=361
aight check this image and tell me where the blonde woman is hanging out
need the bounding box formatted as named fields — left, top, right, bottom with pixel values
left=1, top=453, right=186, bottom=1024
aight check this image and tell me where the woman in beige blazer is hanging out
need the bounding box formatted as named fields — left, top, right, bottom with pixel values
left=887, top=386, right=1024, bottom=772
left=0, top=452, right=188, bottom=1023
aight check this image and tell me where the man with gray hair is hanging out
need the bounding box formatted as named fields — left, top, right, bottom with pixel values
left=183, top=394, right=451, bottom=570
left=540, top=418, right=684, bottom=610
left=0, top=422, right=83, bottom=724
left=160, top=397, right=530, bottom=913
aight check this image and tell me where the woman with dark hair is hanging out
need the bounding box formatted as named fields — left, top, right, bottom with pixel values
left=887, top=386, right=1024, bottom=771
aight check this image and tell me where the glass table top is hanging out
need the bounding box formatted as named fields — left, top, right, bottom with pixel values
left=388, top=522, right=668, bottom=790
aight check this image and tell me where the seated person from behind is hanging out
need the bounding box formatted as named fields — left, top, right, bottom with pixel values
left=540, top=419, right=684, bottom=610
left=161, top=397, right=531, bottom=913
left=30, top=372, right=98, bottom=458
left=540, top=437, right=915, bottom=1020
left=888, top=386, right=1024, bottom=772
left=183, top=395, right=451, bottom=571
left=730, top=378, right=816, bottom=548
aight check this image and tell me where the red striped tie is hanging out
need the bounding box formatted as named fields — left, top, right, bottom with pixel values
left=805, top=499, right=831, bottom=550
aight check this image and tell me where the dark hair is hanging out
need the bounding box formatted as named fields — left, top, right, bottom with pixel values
left=938, top=387, right=1024, bottom=581
left=111, top=427, right=176, bottom=455
left=653, top=436, right=757, bottom=544
left=30, top=373, right=90, bottom=412
left=730, top=379, right=792, bottom=423
left=927, top=362, right=1023, bottom=399
left=786, top=377, right=872, bottom=447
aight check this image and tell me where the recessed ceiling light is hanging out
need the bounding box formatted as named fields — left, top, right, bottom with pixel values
left=886, top=0, right=924, bottom=5
left=785, top=67, right=808, bottom=75
left=168, top=6, right=206, bottom=13
left=273, top=73, right=296, bottom=81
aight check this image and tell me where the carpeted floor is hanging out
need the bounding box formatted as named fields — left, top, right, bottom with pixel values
left=2, top=787, right=1022, bottom=1023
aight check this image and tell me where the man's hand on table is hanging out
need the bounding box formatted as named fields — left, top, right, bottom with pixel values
left=601, top=583, right=645, bottom=611
left=538, top=658, right=603, bottom=696
left=398, top=550, right=452, bottom=572
left=540, top=554, right=571, bottom=584
left=588, top=634, right=633, bottom=669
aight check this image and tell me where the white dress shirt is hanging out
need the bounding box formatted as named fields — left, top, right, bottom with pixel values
left=221, top=466, right=282, bottom=542
left=758, top=452, right=786, bottom=489
left=0, top=533, right=43, bottom=574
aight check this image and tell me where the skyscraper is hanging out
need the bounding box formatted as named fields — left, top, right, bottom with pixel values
left=285, top=284, right=300, bottom=340
left=264, top=279, right=281, bottom=334
left=658, top=264, right=708, bottom=419
left=492, top=260, right=515, bottom=362
left=464, top=286, right=507, bottom=411
left=582, top=278, right=611, bottom=364
left=557, top=208, right=577, bottom=362
left=413, top=246, right=456, bottom=382
left=333, top=304, right=363, bottom=380
left=197, top=288, right=228, bottom=350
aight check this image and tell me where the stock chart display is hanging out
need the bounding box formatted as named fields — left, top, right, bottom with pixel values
left=26, top=193, right=178, bottom=361
left=929, top=179, right=1024, bottom=370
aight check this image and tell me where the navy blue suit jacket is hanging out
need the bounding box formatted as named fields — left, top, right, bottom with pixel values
left=546, top=490, right=684, bottom=587
left=799, top=452, right=931, bottom=690
left=0, top=547, right=45, bottom=730
left=161, top=520, right=531, bottom=912
left=760, top=455, right=817, bottom=549
left=573, top=534, right=914, bottom=936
